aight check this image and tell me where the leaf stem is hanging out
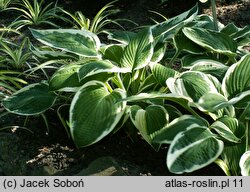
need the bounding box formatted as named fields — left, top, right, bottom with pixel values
left=23, top=116, right=29, bottom=127
left=211, top=0, right=219, bottom=31
left=214, top=158, right=231, bottom=176
left=116, top=73, right=126, bottom=91
left=41, top=113, right=50, bottom=134
left=105, top=82, right=113, bottom=92
left=168, top=51, right=180, bottom=67
left=239, top=103, right=250, bottom=122
left=246, top=121, right=249, bottom=151
left=131, top=69, right=143, bottom=95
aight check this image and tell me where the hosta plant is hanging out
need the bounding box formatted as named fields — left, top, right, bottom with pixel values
left=2, top=4, right=250, bottom=175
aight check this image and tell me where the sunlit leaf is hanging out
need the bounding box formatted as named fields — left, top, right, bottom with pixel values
left=151, top=4, right=198, bottom=40
left=197, top=92, right=228, bottom=112
left=222, top=54, right=250, bottom=101
left=166, top=71, right=218, bottom=102
left=150, top=63, right=179, bottom=87
left=103, top=44, right=124, bottom=64
left=120, top=28, right=153, bottom=71
left=49, top=64, right=82, bottom=92
left=190, top=60, right=228, bottom=81
left=120, top=93, right=198, bottom=116
left=31, top=28, right=101, bottom=57
left=151, top=42, right=166, bottom=63
left=167, top=127, right=224, bottom=174
left=183, top=27, right=237, bottom=58
left=30, top=44, right=77, bottom=60
left=221, top=142, right=246, bottom=176
left=153, top=115, right=208, bottom=144
left=107, top=30, right=136, bottom=44
left=130, top=105, right=168, bottom=150
left=211, top=117, right=245, bottom=143
left=240, top=151, right=250, bottom=176
left=78, top=60, right=130, bottom=83
left=174, top=29, right=206, bottom=54
left=69, top=81, right=126, bottom=147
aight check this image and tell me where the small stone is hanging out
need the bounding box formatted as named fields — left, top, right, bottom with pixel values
left=76, top=156, right=127, bottom=176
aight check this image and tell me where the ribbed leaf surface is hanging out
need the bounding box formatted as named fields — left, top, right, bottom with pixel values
left=69, top=81, right=126, bottom=147
left=120, top=28, right=153, bottom=71
left=130, top=105, right=168, bottom=150
left=167, top=127, right=224, bottom=174
left=183, top=27, right=237, bottom=58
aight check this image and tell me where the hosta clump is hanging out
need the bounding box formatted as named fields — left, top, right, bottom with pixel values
left=2, top=4, right=250, bottom=175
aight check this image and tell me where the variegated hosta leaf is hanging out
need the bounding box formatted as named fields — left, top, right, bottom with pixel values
left=224, top=25, right=250, bottom=47
left=221, top=23, right=240, bottom=36
left=78, top=60, right=130, bottom=83
left=232, top=25, right=250, bottom=47
left=49, top=64, right=82, bottom=92
left=112, top=106, right=131, bottom=134
left=150, top=63, right=179, bottom=87
left=228, top=90, right=250, bottom=109
left=199, top=0, right=208, bottom=3
left=193, top=14, right=225, bottom=30
left=191, top=14, right=218, bottom=30
left=31, top=45, right=77, bottom=60
left=198, top=91, right=250, bottom=113
left=231, top=25, right=250, bottom=41
left=69, top=81, right=126, bottom=147
left=211, top=117, right=245, bottom=143
left=182, top=27, right=237, bottom=58
left=167, top=127, right=224, bottom=174
left=197, top=92, right=228, bottom=112
left=138, top=74, right=158, bottom=93
left=153, top=115, right=208, bottom=144
left=166, top=71, right=218, bottom=102
left=103, top=44, right=124, bottom=64
left=120, top=92, right=200, bottom=115
left=240, top=151, right=250, bottom=176
left=2, top=82, right=57, bottom=115
left=214, top=159, right=231, bottom=176
left=30, top=29, right=101, bottom=58
left=181, top=55, right=221, bottom=69
left=195, top=91, right=225, bottom=119
left=164, top=104, right=182, bottom=121
left=207, top=74, right=222, bottom=91
left=221, top=142, right=246, bottom=176
left=174, top=29, right=206, bottom=54
left=107, top=30, right=136, bottom=45
left=151, top=42, right=166, bottom=63
left=151, top=4, right=198, bottom=40
left=190, top=60, right=228, bottom=81
left=120, top=28, right=154, bottom=71
left=213, top=117, right=247, bottom=176
left=222, top=54, right=250, bottom=102
left=130, top=105, right=169, bottom=151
